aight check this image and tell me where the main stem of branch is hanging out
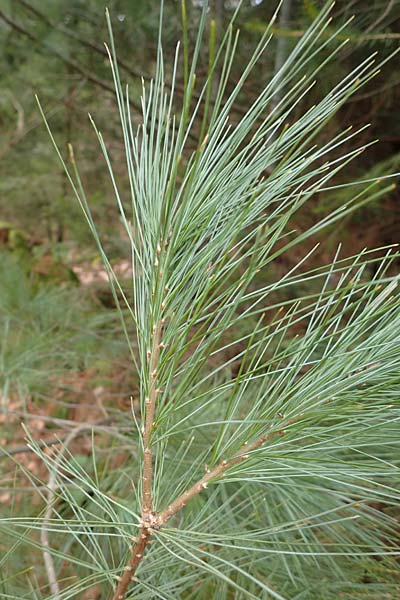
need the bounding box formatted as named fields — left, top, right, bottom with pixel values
left=142, top=320, right=162, bottom=517
left=112, top=320, right=162, bottom=600
left=112, top=526, right=152, bottom=600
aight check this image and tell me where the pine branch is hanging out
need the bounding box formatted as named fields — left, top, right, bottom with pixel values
left=113, top=257, right=166, bottom=599
left=21, top=3, right=400, bottom=599
left=142, top=318, right=163, bottom=518
left=157, top=424, right=291, bottom=526
left=112, top=526, right=152, bottom=600
left=112, top=420, right=294, bottom=599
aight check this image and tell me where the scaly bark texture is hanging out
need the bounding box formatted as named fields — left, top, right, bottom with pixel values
left=112, top=265, right=165, bottom=600
left=112, top=526, right=152, bottom=600
left=142, top=320, right=162, bottom=518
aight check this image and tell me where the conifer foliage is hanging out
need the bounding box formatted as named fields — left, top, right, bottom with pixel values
left=3, top=2, right=400, bottom=598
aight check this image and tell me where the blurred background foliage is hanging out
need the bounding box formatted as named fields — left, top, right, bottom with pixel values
left=0, top=0, right=399, bottom=250
left=0, top=0, right=399, bottom=451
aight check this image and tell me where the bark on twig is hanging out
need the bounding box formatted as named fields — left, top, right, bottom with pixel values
left=112, top=316, right=163, bottom=600
left=157, top=428, right=285, bottom=525
left=142, top=321, right=162, bottom=518
left=111, top=526, right=152, bottom=600
left=112, top=421, right=291, bottom=599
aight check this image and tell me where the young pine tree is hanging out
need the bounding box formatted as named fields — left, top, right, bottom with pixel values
left=4, top=2, right=400, bottom=599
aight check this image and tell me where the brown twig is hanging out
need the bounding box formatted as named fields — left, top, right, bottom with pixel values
left=157, top=428, right=286, bottom=526
left=112, top=315, right=163, bottom=600
left=112, top=421, right=290, bottom=599
left=142, top=320, right=162, bottom=517
left=112, top=526, right=152, bottom=599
